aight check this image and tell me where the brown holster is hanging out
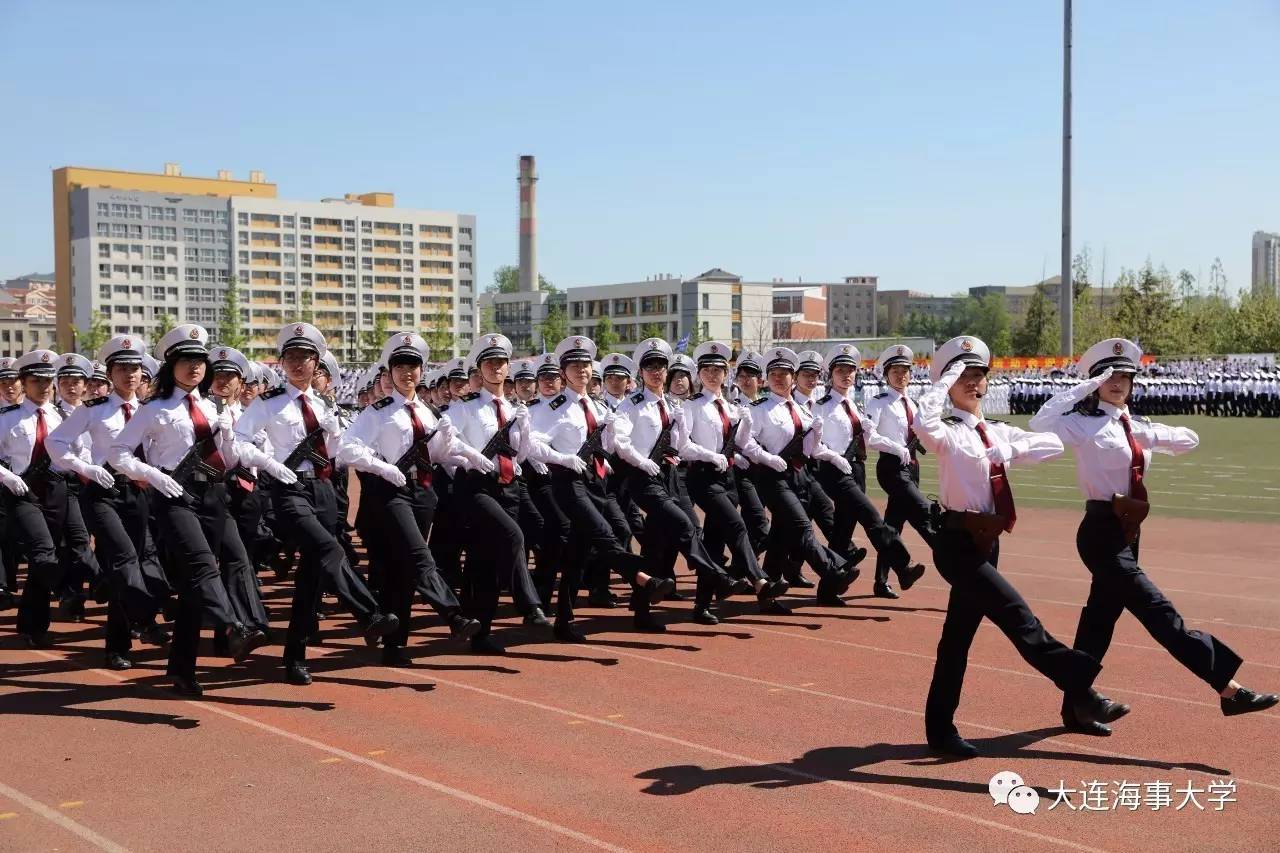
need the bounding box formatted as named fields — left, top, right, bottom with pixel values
left=1111, top=494, right=1150, bottom=545
left=942, top=509, right=1007, bottom=556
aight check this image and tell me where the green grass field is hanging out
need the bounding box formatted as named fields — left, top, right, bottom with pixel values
left=864, top=415, right=1280, bottom=523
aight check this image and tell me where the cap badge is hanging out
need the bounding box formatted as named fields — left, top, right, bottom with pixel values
left=650, top=341, right=659, bottom=350
left=189, top=328, right=200, bottom=339
left=710, top=344, right=719, bottom=353
left=1112, top=341, right=1124, bottom=355
left=574, top=338, right=583, bottom=348
left=123, top=339, right=131, bottom=349
left=403, top=334, right=412, bottom=345
left=41, top=353, right=50, bottom=362
left=611, top=355, right=620, bottom=363
left=896, top=346, right=905, bottom=356
left=294, top=325, right=304, bottom=336
left=960, top=339, right=974, bottom=352
left=842, top=345, right=850, bottom=354
left=65, top=355, right=74, bottom=364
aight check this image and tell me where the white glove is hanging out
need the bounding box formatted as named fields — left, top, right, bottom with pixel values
left=940, top=360, right=967, bottom=386
left=733, top=455, right=750, bottom=471
left=763, top=454, right=787, bottom=473
left=263, top=459, right=298, bottom=484
left=511, top=403, right=529, bottom=422
left=216, top=410, right=234, bottom=437
left=710, top=453, right=729, bottom=473
left=1070, top=367, right=1113, bottom=401
left=636, top=458, right=661, bottom=477
left=472, top=456, right=496, bottom=475
left=985, top=443, right=1014, bottom=466
left=0, top=467, right=28, bottom=496
left=896, top=446, right=913, bottom=466
left=565, top=456, right=589, bottom=476
left=83, top=464, right=116, bottom=490
left=831, top=455, right=852, bottom=475
left=528, top=459, right=549, bottom=476
left=374, top=460, right=406, bottom=488
left=598, top=410, right=617, bottom=427
left=318, top=410, right=340, bottom=435
left=146, top=469, right=185, bottom=499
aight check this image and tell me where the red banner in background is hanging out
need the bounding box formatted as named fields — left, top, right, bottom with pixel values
left=855, top=355, right=1159, bottom=370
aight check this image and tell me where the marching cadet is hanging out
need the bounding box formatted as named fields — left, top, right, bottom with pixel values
left=338, top=333, right=482, bottom=663
left=791, top=350, right=824, bottom=412
left=601, top=353, right=634, bottom=410
left=812, top=344, right=926, bottom=598
left=0, top=357, right=20, bottom=607
left=866, top=344, right=935, bottom=598
left=522, top=353, right=573, bottom=614
left=680, top=341, right=790, bottom=621
left=728, top=351, right=771, bottom=558
left=139, top=355, right=159, bottom=400
left=610, top=338, right=752, bottom=628
left=439, top=333, right=552, bottom=653
left=512, top=358, right=538, bottom=403
left=665, top=354, right=695, bottom=401
left=914, top=335, right=1116, bottom=758
left=233, top=322, right=398, bottom=686
left=87, top=360, right=110, bottom=401
left=745, top=347, right=859, bottom=606
left=589, top=360, right=605, bottom=401
left=212, top=349, right=276, bottom=575
left=48, top=335, right=167, bottom=669
left=528, top=335, right=672, bottom=638
left=108, top=326, right=269, bottom=695
left=1031, top=338, right=1278, bottom=728
left=53, top=352, right=103, bottom=620
left=0, top=350, right=70, bottom=647
left=315, top=349, right=360, bottom=575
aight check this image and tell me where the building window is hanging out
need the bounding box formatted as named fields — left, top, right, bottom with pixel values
left=237, top=212, right=249, bottom=226
left=97, top=202, right=110, bottom=216
left=702, top=293, right=710, bottom=310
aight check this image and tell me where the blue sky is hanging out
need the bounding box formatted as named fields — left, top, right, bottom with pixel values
left=1, top=0, right=1276, bottom=295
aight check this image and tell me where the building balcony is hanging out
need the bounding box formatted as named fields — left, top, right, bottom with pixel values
left=314, top=260, right=342, bottom=270
left=249, top=215, right=280, bottom=228
left=312, top=222, right=341, bottom=232
left=251, top=238, right=280, bottom=248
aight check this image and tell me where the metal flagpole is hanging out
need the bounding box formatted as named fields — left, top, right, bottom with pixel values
left=1060, top=0, right=1074, bottom=356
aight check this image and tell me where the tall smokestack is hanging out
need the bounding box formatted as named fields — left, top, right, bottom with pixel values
left=518, top=155, right=537, bottom=293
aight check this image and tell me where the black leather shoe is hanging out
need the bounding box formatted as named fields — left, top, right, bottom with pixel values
left=523, top=607, right=552, bottom=628
left=0, top=587, right=13, bottom=610
left=666, top=589, right=688, bottom=602
left=450, top=615, right=483, bottom=643
left=1061, top=709, right=1111, bottom=736
left=692, top=608, right=720, bottom=625
left=470, top=634, right=506, bottom=655
left=227, top=624, right=269, bottom=663
left=363, top=612, right=400, bottom=646
left=105, top=652, right=133, bottom=671
left=587, top=590, right=617, bottom=608
left=873, top=583, right=900, bottom=600
left=381, top=646, right=411, bottom=666
left=20, top=632, right=50, bottom=649
left=1221, top=687, right=1280, bottom=717
left=897, top=563, right=926, bottom=591
left=760, top=579, right=790, bottom=600
left=1068, top=688, right=1114, bottom=726
left=816, top=576, right=847, bottom=606
left=634, top=613, right=667, bottom=633
left=846, top=546, right=869, bottom=567
left=171, top=675, right=204, bottom=697
left=713, top=573, right=750, bottom=599
left=142, top=625, right=171, bottom=647
left=285, top=662, right=312, bottom=686
left=59, top=593, right=86, bottom=622
left=554, top=622, right=587, bottom=643
left=90, top=578, right=113, bottom=605
left=928, top=733, right=978, bottom=758
left=786, top=574, right=816, bottom=589
left=758, top=598, right=792, bottom=615
left=644, top=577, right=677, bottom=606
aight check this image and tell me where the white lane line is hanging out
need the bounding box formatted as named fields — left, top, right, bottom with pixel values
left=29, top=652, right=630, bottom=853
left=993, top=569, right=1280, bottom=604
left=388, top=670, right=1112, bottom=853
left=0, top=780, right=132, bottom=853
left=997, top=549, right=1280, bottom=583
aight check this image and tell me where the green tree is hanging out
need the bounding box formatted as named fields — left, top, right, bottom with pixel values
left=217, top=275, right=247, bottom=348
left=638, top=322, right=666, bottom=341
left=360, top=313, right=389, bottom=363
left=153, top=310, right=177, bottom=341
left=593, top=315, right=618, bottom=351
left=478, top=300, right=496, bottom=333
left=1012, top=284, right=1058, bottom=355
left=487, top=264, right=559, bottom=294
left=423, top=309, right=455, bottom=359
left=76, top=310, right=110, bottom=356
left=299, top=289, right=314, bottom=325
left=1234, top=292, right=1280, bottom=352
left=967, top=293, right=1013, bottom=356
left=1072, top=285, right=1109, bottom=354
left=538, top=304, right=568, bottom=352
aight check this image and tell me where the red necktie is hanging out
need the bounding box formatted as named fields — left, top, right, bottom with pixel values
left=974, top=421, right=1016, bottom=532
left=186, top=394, right=227, bottom=473
left=405, top=403, right=433, bottom=488
left=580, top=398, right=607, bottom=479
left=493, top=399, right=515, bottom=485
left=901, top=396, right=917, bottom=462
left=296, top=394, right=331, bottom=480
left=785, top=401, right=804, bottom=469
left=226, top=407, right=254, bottom=492
left=713, top=398, right=734, bottom=464
left=1119, top=414, right=1148, bottom=502
left=120, top=402, right=148, bottom=485
left=841, top=399, right=865, bottom=459
left=31, top=408, right=49, bottom=467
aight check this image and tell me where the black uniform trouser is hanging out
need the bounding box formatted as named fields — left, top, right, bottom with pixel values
left=525, top=470, right=570, bottom=613
left=815, top=460, right=912, bottom=580
left=80, top=480, right=163, bottom=654
left=551, top=468, right=648, bottom=623
left=0, top=501, right=12, bottom=593
left=457, top=471, right=540, bottom=637
left=686, top=463, right=767, bottom=592
left=332, top=466, right=361, bottom=572
left=1069, top=507, right=1241, bottom=695
left=626, top=463, right=724, bottom=609
left=597, top=471, right=642, bottom=596
left=428, top=472, right=463, bottom=590
left=228, top=477, right=275, bottom=571
left=11, top=479, right=68, bottom=638
left=875, top=454, right=934, bottom=586
left=270, top=476, right=380, bottom=665
left=218, top=508, right=269, bottom=634
left=359, top=475, right=461, bottom=649
left=733, top=466, right=770, bottom=554
left=924, top=526, right=1101, bottom=742
left=152, top=480, right=241, bottom=678
left=756, top=466, right=845, bottom=581
left=58, top=479, right=100, bottom=598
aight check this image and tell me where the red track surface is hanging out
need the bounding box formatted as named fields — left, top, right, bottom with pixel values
left=2, top=495, right=1277, bottom=852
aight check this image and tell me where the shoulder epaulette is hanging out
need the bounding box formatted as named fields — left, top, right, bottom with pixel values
left=630, top=392, right=645, bottom=404
left=548, top=394, right=567, bottom=411
left=261, top=386, right=286, bottom=399
left=942, top=415, right=963, bottom=425
left=459, top=392, right=480, bottom=402
left=817, top=393, right=832, bottom=405
left=527, top=398, right=541, bottom=407
left=372, top=396, right=395, bottom=410
left=0, top=404, right=19, bottom=414
left=83, top=396, right=110, bottom=408
left=1132, top=414, right=1151, bottom=424
left=689, top=391, right=704, bottom=401
left=986, top=417, right=1007, bottom=425
left=751, top=397, right=768, bottom=406
left=874, top=392, right=889, bottom=399
left=438, top=403, right=450, bottom=412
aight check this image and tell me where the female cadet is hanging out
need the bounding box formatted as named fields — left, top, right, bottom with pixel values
left=108, top=325, right=269, bottom=695
left=1031, top=338, right=1277, bottom=729
left=914, top=335, right=1116, bottom=757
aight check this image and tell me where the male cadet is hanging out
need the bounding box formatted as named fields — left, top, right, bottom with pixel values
left=512, top=358, right=538, bottom=403
left=598, top=351, right=644, bottom=591
left=52, top=353, right=103, bottom=619
left=233, top=323, right=398, bottom=685
left=87, top=360, right=110, bottom=401
left=0, top=356, right=20, bottom=604
left=865, top=344, right=935, bottom=597
left=600, top=353, right=635, bottom=410
left=726, top=350, right=770, bottom=557
left=522, top=352, right=573, bottom=614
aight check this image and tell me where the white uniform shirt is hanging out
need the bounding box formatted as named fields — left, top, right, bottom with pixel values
left=527, top=385, right=617, bottom=466
left=1029, top=396, right=1199, bottom=501
left=48, top=392, right=139, bottom=473
left=678, top=389, right=764, bottom=464
left=915, top=383, right=1062, bottom=514
left=338, top=390, right=470, bottom=473
left=0, top=399, right=64, bottom=475
left=109, top=387, right=237, bottom=476
left=864, top=387, right=915, bottom=456
left=745, top=391, right=840, bottom=466
left=610, top=387, right=689, bottom=468
left=446, top=389, right=532, bottom=475
left=233, top=383, right=338, bottom=472
left=812, top=388, right=893, bottom=459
